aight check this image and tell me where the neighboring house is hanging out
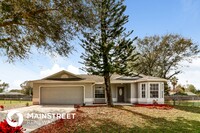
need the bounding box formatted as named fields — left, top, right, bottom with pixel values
left=185, top=92, right=197, bottom=96
left=0, top=92, right=25, bottom=100
left=29, top=70, right=167, bottom=105
left=169, top=91, right=197, bottom=96
left=169, top=91, right=177, bottom=96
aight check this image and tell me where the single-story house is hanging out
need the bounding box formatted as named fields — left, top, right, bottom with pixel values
left=0, top=92, right=24, bottom=96
left=185, top=92, right=197, bottom=96
left=0, top=92, right=32, bottom=101
left=30, top=70, right=167, bottom=105
left=169, top=91, right=197, bottom=96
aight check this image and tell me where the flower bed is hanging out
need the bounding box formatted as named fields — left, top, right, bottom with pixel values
left=135, top=104, right=173, bottom=110
left=32, top=111, right=84, bottom=133
left=0, top=105, right=4, bottom=111
left=81, top=105, right=108, bottom=108
left=0, top=120, right=25, bottom=133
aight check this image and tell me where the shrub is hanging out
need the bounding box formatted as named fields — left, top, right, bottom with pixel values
left=25, top=102, right=29, bottom=107
left=0, top=120, right=25, bottom=133
left=74, top=104, right=81, bottom=111
left=0, top=105, right=4, bottom=111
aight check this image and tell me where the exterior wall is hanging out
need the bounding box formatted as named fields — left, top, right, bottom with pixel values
left=126, top=84, right=131, bottom=102
left=124, top=84, right=130, bottom=102
left=137, top=82, right=164, bottom=104
left=33, top=81, right=165, bottom=105
left=130, top=83, right=138, bottom=103
left=84, top=84, right=94, bottom=104
left=32, top=82, right=94, bottom=105
left=111, top=84, right=117, bottom=102
left=111, top=84, right=117, bottom=98
left=32, top=83, right=40, bottom=105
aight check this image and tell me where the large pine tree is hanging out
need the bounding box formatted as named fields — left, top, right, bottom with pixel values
left=81, top=0, right=138, bottom=106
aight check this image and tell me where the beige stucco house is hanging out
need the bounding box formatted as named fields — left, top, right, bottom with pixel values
left=30, top=70, right=167, bottom=105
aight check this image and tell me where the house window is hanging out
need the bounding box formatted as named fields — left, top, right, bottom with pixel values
left=95, top=87, right=105, bottom=98
left=141, top=84, right=146, bottom=98
left=150, top=84, right=159, bottom=98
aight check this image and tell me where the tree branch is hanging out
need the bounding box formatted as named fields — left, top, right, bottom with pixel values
left=0, top=38, right=11, bottom=42
left=0, top=8, right=58, bottom=27
left=167, top=71, right=181, bottom=79
left=28, top=8, right=58, bottom=16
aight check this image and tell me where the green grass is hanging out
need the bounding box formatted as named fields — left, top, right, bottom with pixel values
left=165, top=100, right=200, bottom=107
left=0, top=100, right=32, bottom=110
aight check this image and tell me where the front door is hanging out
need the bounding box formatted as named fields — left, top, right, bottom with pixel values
left=117, top=87, right=124, bottom=102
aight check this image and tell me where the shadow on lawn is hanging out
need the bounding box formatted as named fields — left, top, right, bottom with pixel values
left=76, top=106, right=200, bottom=133
left=173, top=106, right=200, bottom=114
left=76, top=118, right=129, bottom=133
left=76, top=116, right=200, bottom=133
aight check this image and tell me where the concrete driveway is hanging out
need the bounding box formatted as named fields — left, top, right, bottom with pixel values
left=0, top=105, right=75, bottom=133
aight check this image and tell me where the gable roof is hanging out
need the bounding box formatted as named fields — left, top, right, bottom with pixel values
left=185, top=92, right=197, bottom=96
left=30, top=70, right=167, bottom=84
left=77, top=73, right=167, bottom=84
left=42, top=70, right=83, bottom=80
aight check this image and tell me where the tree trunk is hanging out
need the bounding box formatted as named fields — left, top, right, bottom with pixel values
left=104, top=73, right=113, bottom=107
left=100, top=0, right=113, bottom=107
left=173, top=85, right=175, bottom=92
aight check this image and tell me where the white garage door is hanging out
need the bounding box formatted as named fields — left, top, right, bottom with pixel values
left=40, top=86, right=84, bottom=105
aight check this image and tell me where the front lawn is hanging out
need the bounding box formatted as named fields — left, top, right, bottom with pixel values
left=33, top=105, right=200, bottom=133
left=0, top=100, right=32, bottom=110
left=165, top=100, right=200, bottom=107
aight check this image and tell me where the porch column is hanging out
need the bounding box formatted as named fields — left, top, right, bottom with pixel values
left=130, top=83, right=137, bottom=103
left=147, top=82, right=150, bottom=99
left=138, top=83, right=140, bottom=99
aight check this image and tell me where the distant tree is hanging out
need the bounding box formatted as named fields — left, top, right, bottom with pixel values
left=81, top=0, right=138, bottom=106
left=176, top=84, right=186, bottom=92
left=20, top=81, right=32, bottom=96
left=0, top=0, right=95, bottom=61
left=187, top=84, right=197, bottom=93
left=0, top=80, right=9, bottom=92
left=164, top=82, right=170, bottom=96
left=175, top=84, right=185, bottom=93
left=135, top=34, right=199, bottom=79
left=196, top=90, right=200, bottom=96
left=170, top=77, right=178, bottom=91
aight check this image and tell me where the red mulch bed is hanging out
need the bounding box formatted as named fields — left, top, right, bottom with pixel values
left=32, top=110, right=85, bottom=133
left=81, top=105, right=108, bottom=108
left=135, top=104, right=173, bottom=110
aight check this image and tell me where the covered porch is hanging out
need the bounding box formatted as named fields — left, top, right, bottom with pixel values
left=93, top=83, right=137, bottom=104
left=93, top=82, right=164, bottom=104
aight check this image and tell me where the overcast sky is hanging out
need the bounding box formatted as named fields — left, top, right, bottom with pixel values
left=0, top=0, right=200, bottom=90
